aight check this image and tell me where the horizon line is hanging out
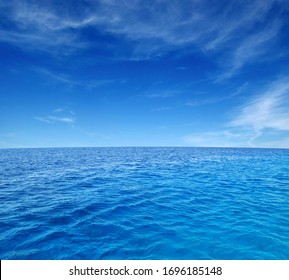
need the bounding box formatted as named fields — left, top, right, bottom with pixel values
left=1, top=146, right=289, bottom=150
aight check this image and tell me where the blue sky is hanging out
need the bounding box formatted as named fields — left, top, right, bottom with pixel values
left=1, top=0, right=289, bottom=148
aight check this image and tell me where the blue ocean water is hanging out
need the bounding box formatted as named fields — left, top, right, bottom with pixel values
left=0, top=147, right=289, bottom=260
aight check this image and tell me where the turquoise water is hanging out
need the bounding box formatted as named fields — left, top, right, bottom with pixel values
left=0, top=147, right=289, bottom=259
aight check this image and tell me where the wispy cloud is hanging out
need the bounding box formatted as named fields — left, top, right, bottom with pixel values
left=183, top=79, right=289, bottom=148
left=48, top=116, right=75, bottom=123
left=186, top=84, right=247, bottom=107
left=34, top=116, right=53, bottom=124
left=0, top=1, right=90, bottom=53
left=35, top=108, right=76, bottom=124
left=218, top=20, right=282, bottom=79
left=53, top=108, right=64, bottom=113
left=1, top=0, right=286, bottom=73
left=35, top=116, right=75, bottom=124
left=35, top=68, right=115, bottom=89
left=229, top=78, right=289, bottom=145
left=230, top=79, right=289, bottom=131
left=89, top=0, right=285, bottom=68
left=186, top=93, right=233, bottom=107
left=182, top=129, right=289, bottom=148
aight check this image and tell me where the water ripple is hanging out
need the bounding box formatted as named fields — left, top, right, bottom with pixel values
left=1, top=147, right=289, bottom=259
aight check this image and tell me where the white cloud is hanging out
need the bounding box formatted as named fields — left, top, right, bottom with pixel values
left=35, top=68, right=115, bottom=89
left=34, top=116, right=53, bottom=124
left=90, top=0, right=285, bottom=71
left=182, top=79, right=289, bottom=148
left=186, top=83, right=247, bottom=107
left=34, top=108, right=76, bottom=124
left=0, top=1, right=89, bottom=53
left=34, top=116, right=75, bottom=124
left=53, top=108, right=64, bottom=113
left=204, top=0, right=276, bottom=50
left=226, top=78, right=289, bottom=146
left=1, top=0, right=286, bottom=70
left=230, top=79, right=289, bottom=131
left=219, top=21, right=282, bottom=79
left=92, top=0, right=284, bottom=68
left=48, top=116, right=75, bottom=123
left=182, top=130, right=289, bottom=148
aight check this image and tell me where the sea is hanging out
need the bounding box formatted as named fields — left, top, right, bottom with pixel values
left=0, top=147, right=289, bottom=260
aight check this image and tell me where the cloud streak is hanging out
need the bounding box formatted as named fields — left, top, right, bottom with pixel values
left=0, top=0, right=92, bottom=54
left=35, top=108, right=76, bottom=124
left=35, top=116, right=75, bottom=124
left=228, top=78, right=289, bottom=146
left=1, top=0, right=287, bottom=73
left=230, top=79, right=289, bottom=131
left=183, top=79, right=289, bottom=148
left=36, top=68, right=115, bottom=89
left=219, top=20, right=282, bottom=79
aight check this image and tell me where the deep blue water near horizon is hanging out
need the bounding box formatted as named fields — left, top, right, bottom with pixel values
left=0, top=147, right=289, bottom=260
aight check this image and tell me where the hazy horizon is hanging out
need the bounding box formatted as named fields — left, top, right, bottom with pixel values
left=1, top=146, right=289, bottom=150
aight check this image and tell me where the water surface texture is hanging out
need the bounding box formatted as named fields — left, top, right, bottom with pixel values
left=1, top=147, right=289, bottom=259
